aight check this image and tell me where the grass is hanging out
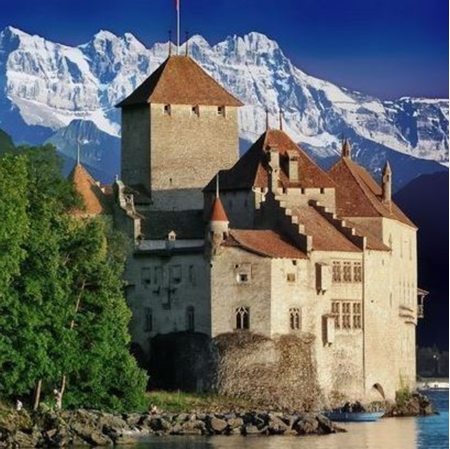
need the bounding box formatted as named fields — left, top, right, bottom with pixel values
left=145, top=390, right=257, bottom=414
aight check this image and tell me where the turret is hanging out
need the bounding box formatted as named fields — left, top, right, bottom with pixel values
left=342, top=139, right=352, bottom=159
left=208, top=176, right=229, bottom=256
left=382, top=161, right=392, bottom=209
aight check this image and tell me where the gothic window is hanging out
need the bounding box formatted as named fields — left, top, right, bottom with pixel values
left=235, top=307, right=250, bottom=330
left=217, top=106, right=225, bottom=116
left=332, top=261, right=341, bottom=282
left=342, top=302, right=351, bottom=329
left=141, top=267, right=151, bottom=287
left=169, top=265, right=182, bottom=285
left=191, top=105, right=200, bottom=116
left=163, top=104, right=171, bottom=115
left=186, top=306, right=195, bottom=332
left=144, top=307, right=153, bottom=332
left=353, top=262, right=362, bottom=283
left=343, top=262, right=352, bottom=282
left=353, top=302, right=362, bottom=329
left=331, top=302, right=340, bottom=329
left=289, top=308, right=301, bottom=330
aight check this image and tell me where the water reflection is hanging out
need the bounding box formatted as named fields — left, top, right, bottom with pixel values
left=138, top=418, right=418, bottom=449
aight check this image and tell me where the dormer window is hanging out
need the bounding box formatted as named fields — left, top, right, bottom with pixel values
left=163, top=104, right=171, bottom=115
left=191, top=105, right=200, bottom=116
left=218, top=106, right=225, bottom=116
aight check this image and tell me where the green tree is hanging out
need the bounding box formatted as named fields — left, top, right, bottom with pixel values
left=0, top=145, right=147, bottom=411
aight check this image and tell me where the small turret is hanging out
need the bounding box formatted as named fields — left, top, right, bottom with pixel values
left=342, top=139, right=352, bottom=159
left=208, top=176, right=229, bottom=256
left=382, top=161, right=392, bottom=209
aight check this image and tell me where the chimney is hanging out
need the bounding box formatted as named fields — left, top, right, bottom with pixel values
left=342, top=139, right=352, bottom=159
left=287, top=151, right=299, bottom=182
left=268, top=145, right=280, bottom=193
left=382, top=161, right=392, bottom=209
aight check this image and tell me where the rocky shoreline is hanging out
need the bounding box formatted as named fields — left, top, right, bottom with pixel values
left=0, top=393, right=437, bottom=447
left=0, top=409, right=344, bottom=447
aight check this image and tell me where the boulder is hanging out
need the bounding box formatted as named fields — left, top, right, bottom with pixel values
left=267, top=414, right=289, bottom=435
left=293, top=416, right=319, bottom=435
left=227, top=417, right=244, bottom=429
left=208, top=417, right=228, bottom=434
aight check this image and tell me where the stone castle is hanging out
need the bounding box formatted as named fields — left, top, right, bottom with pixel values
left=71, top=51, right=428, bottom=406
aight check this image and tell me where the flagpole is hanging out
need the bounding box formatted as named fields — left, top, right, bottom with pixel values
left=176, top=0, right=180, bottom=55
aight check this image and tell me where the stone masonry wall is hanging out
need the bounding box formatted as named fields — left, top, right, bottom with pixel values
left=150, top=104, right=239, bottom=210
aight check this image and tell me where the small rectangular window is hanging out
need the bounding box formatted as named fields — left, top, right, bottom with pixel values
left=331, top=301, right=341, bottom=329
left=218, top=106, right=225, bottom=116
left=353, top=262, right=362, bottom=283
left=170, top=265, right=182, bottom=285
left=343, top=262, right=352, bottom=282
left=154, top=267, right=162, bottom=285
left=287, top=273, right=296, bottom=283
left=353, top=302, right=362, bottom=329
left=238, top=273, right=249, bottom=283
left=141, top=267, right=151, bottom=287
left=342, top=302, right=351, bottom=329
left=191, top=105, right=200, bottom=116
left=163, top=104, right=171, bottom=115
left=332, top=261, right=341, bottom=282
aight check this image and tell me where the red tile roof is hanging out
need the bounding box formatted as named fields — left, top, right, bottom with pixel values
left=204, top=129, right=335, bottom=192
left=328, top=157, right=415, bottom=228
left=291, top=206, right=361, bottom=252
left=223, top=230, right=307, bottom=259
left=116, top=56, right=243, bottom=107
left=69, top=163, right=111, bottom=215
left=211, top=197, right=229, bottom=222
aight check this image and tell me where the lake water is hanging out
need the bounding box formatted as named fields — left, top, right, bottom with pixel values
left=135, top=391, right=449, bottom=449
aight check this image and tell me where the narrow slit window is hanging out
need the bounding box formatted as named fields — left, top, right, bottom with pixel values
left=343, top=262, right=352, bottom=282
left=353, top=262, right=362, bottom=283
left=342, top=302, right=351, bottom=329
left=186, top=306, right=195, bottom=332
left=331, top=301, right=341, bottom=329
left=144, top=308, right=153, bottom=332
left=353, top=302, right=362, bottom=329
left=218, top=106, right=225, bottom=116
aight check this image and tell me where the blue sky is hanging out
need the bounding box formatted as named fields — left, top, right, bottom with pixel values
left=0, top=0, right=447, bottom=99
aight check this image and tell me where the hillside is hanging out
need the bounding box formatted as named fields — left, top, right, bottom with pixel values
left=394, top=172, right=449, bottom=350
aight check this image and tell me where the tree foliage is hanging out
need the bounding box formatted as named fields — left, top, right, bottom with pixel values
left=0, top=144, right=147, bottom=411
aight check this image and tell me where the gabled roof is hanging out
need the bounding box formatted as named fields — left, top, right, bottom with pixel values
left=116, top=55, right=243, bottom=107
left=328, top=157, right=415, bottom=228
left=204, top=129, right=335, bottom=192
left=69, top=163, right=111, bottom=215
left=291, top=206, right=361, bottom=252
left=223, top=230, right=307, bottom=259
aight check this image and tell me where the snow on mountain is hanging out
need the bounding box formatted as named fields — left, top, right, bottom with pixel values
left=0, top=26, right=448, bottom=165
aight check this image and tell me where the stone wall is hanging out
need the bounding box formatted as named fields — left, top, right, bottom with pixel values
left=121, top=105, right=150, bottom=189
left=150, top=104, right=239, bottom=210
left=212, top=332, right=320, bottom=411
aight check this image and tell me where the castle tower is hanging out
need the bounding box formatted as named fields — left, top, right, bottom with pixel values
left=117, top=55, right=243, bottom=211
left=382, top=161, right=392, bottom=208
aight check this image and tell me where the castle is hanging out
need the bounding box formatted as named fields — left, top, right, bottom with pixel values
left=71, top=50, right=428, bottom=405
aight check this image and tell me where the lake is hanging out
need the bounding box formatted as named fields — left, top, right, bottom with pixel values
left=134, top=391, right=449, bottom=449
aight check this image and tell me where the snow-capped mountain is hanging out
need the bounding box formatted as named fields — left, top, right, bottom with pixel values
left=0, top=26, right=448, bottom=181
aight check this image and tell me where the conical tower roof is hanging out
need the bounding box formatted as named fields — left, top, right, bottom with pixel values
left=210, top=197, right=229, bottom=222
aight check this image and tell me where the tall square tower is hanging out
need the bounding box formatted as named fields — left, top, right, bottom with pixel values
left=117, top=55, right=243, bottom=210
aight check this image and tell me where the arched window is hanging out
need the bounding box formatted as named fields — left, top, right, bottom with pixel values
left=235, top=307, right=250, bottom=330
left=289, top=308, right=301, bottom=330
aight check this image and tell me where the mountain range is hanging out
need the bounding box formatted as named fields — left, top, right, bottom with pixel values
left=0, top=26, right=448, bottom=187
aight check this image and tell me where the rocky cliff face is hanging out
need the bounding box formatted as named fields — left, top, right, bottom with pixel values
left=0, top=26, right=447, bottom=184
